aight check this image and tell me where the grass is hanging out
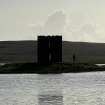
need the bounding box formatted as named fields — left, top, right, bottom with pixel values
left=0, top=63, right=104, bottom=74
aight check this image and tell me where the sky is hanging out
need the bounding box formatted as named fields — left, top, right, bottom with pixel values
left=0, top=0, right=105, bottom=42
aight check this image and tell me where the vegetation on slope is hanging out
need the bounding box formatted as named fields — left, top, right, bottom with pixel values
left=0, top=63, right=104, bottom=74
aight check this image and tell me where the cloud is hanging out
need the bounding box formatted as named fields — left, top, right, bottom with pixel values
left=31, top=11, right=105, bottom=42
left=32, top=11, right=66, bottom=37
left=44, top=11, right=66, bottom=34
left=64, top=12, right=99, bottom=42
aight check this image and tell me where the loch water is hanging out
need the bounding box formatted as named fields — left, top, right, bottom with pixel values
left=0, top=72, right=105, bottom=105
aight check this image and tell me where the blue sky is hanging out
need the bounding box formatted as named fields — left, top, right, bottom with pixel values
left=0, top=0, right=105, bottom=42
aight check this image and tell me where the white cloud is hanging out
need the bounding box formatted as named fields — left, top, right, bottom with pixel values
left=32, top=10, right=66, bottom=38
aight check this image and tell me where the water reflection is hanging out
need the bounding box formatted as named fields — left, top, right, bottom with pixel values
left=37, top=74, right=63, bottom=105
left=38, top=92, right=63, bottom=105
left=1, top=73, right=105, bottom=105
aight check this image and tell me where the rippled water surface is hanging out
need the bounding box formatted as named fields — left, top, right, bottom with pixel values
left=0, top=72, right=105, bottom=105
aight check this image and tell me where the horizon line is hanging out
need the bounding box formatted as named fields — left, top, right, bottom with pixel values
left=0, top=40, right=105, bottom=44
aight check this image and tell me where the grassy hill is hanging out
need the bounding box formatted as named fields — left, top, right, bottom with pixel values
left=63, top=41, right=105, bottom=63
left=0, top=40, right=105, bottom=63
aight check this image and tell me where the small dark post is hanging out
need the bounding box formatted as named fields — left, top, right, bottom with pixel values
left=73, top=53, right=76, bottom=64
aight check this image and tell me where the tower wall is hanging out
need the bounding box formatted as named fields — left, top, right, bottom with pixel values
left=38, top=36, right=49, bottom=64
left=50, top=36, right=62, bottom=63
left=37, top=36, right=62, bottom=64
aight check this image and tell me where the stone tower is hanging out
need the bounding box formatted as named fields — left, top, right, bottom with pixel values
left=37, top=36, right=62, bottom=64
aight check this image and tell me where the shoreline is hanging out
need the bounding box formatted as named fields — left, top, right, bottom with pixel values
left=0, top=63, right=104, bottom=74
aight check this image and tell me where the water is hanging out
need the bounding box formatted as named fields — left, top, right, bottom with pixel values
left=96, top=64, right=105, bottom=66
left=0, top=72, right=105, bottom=105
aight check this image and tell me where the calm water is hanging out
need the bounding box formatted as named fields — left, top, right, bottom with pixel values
left=0, top=72, right=105, bottom=105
